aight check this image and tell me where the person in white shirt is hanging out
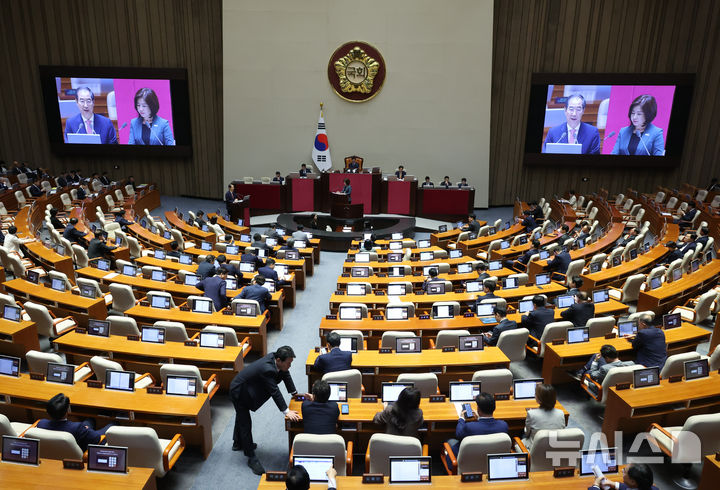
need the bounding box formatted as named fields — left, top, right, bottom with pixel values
left=4, top=226, right=25, bottom=257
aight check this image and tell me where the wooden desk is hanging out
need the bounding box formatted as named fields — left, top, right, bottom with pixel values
left=164, top=211, right=216, bottom=244
left=305, top=349, right=509, bottom=394
left=699, top=454, right=720, bottom=490
left=206, top=212, right=251, bottom=237
left=126, top=304, right=269, bottom=355
left=347, top=246, right=445, bottom=258
left=542, top=323, right=711, bottom=384
left=0, top=373, right=213, bottom=458
left=602, top=371, right=720, bottom=444
left=258, top=472, right=610, bottom=489
left=3, top=278, right=107, bottom=326
left=285, top=397, right=568, bottom=454
left=127, top=222, right=173, bottom=250
left=0, top=318, right=39, bottom=357
left=335, top=269, right=515, bottom=292
left=0, top=458, right=156, bottom=490
left=23, top=241, right=75, bottom=279
left=636, top=259, right=720, bottom=315
left=53, top=331, right=250, bottom=391
left=342, top=256, right=475, bottom=274
left=489, top=222, right=577, bottom=261
left=458, top=224, right=526, bottom=256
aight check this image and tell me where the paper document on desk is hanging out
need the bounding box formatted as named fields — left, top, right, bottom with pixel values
left=103, top=272, right=119, bottom=279
left=387, top=295, right=403, bottom=304
left=281, top=274, right=292, bottom=281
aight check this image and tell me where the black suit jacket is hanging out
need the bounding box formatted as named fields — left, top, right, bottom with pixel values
left=633, top=327, right=667, bottom=368
left=229, top=353, right=296, bottom=411
left=548, top=251, right=571, bottom=274
left=100, top=176, right=111, bottom=185
left=520, top=307, right=554, bottom=340
left=313, top=348, right=352, bottom=374
left=62, top=224, right=85, bottom=243
left=301, top=401, right=340, bottom=435
left=518, top=248, right=539, bottom=265
left=87, top=238, right=114, bottom=259
left=487, top=318, right=517, bottom=346
left=663, top=249, right=684, bottom=264
left=560, top=302, right=595, bottom=327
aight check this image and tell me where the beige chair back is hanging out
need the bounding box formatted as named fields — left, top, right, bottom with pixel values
left=154, top=321, right=188, bottom=342
left=109, top=283, right=136, bottom=312
left=330, top=329, right=364, bottom=350
left=24, top=427, right=83, bottom=460
left=292, top=434, right=348, bottom=476
left=472, top=368, right=513, bottom=394
left=322, top=369, right=363, bottom=398
left=105, top=426, right=177, bottom=478
left=660, top=352, right=701, bottom=378
left=457, top=433, right=512, bottom=474
left=202, top=325, right=240, bottom=346
left=108, top=315, right=140, bottom=336
left=527, top=429, right=585, bottom=471
left=396, top=373, right=438, bottom=397
left=497, top=328, right=529, bottom=361
left=367, top=433, right=422, bottom=475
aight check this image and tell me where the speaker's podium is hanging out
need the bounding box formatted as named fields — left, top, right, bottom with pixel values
left=330, top=192, right=363, bottom=219
left=227, top=197, right=251, bottom=225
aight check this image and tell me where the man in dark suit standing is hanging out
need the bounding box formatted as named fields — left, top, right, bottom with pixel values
left=301, top=380, right=340, bottom=435
left=196, top=267, right=229, bottom=311
left=196, top=255, right=216, bottom=279
left=631, top=314, right=667, bottom=369
left=229, top=346, right=304, bottom=474
left=313, top=332, right=352, bottom=374
left=38, top=393, right=113, bottom=451
left=548, top=247, right=572, bottom=274
left=238, top=275, right=272, bottom=313
left=521, top=295, right=554, bottom=346
left=224, top=184, right=236, bottom=217
left=560, top=291, right=595, bottom=327
left=484, top=307, right=517, bottom=346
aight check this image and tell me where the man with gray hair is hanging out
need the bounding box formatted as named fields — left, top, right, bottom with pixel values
left=631, top=313, right=667, bottom=369
left=543, top=93, right=600, bottom=154
left=64, top=86, right=118, bottom=144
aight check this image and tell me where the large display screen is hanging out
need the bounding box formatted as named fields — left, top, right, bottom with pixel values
left=524, top=73, right=694, bottom=167
left=40, top=66, right=191, bottom=157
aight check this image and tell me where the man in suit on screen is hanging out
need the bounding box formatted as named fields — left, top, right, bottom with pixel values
left=543, top=94, right=600, bottom=154
left=64, top=86, right=118, bottom=144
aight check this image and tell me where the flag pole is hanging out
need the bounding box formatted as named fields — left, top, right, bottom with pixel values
left=320, top=102, right=324, bottom=117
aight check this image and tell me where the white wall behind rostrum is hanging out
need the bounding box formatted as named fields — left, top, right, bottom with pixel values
left=223, top=0, right=493, bottom=207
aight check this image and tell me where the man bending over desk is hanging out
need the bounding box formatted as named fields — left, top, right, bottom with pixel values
left=38, top=393, right=113, bottom=451
left=197, top=266, right=229, bottom=311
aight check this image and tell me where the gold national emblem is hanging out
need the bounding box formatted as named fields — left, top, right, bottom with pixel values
left=334, top=46, right=380, bottom=94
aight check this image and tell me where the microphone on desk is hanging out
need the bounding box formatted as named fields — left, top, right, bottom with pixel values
left=559, top=132, right=567, bottom=143
left=639, top=132, right=651, bottom=155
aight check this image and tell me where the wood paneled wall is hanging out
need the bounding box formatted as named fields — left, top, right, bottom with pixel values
left=490, top=0, right=720, bottom=205
left=0, top=0, right=223, bottom=199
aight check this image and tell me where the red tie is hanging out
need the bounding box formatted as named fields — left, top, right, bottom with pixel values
left=85, top=120, right=92, bottom=134
left=569, top=128, right=576, bottom=144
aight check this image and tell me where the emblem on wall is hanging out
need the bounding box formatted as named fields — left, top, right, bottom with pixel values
left=328, top=41, right=386, bottom=103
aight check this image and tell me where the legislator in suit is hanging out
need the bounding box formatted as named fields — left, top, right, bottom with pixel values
left=611, top=123, right=664, bottom=155
left=87, top=236, right=116, bottom=260
left=197, top=273, right=229, bottom=311
left=632, top=326, right=667, bottom=369
left=543, top=94, right=600, bottom=154
left=238, top=277, right=272, bottom=312
left=522, top=407, right=566, bottom=448
left=128, top=115, right=175, bottom=145
left=301, top=400, right=340, bottom=435
left=560, top=300, right=595, bottom=328
left=548, top=250, right=572, bottom=274
left=485, top=317, right=517, bottom=346
left=39, top=393, right=112, bottom=451
left=313, top=347, right=352, bottom=374
left=521, top=305, right=554, bottom=344
left=64, top=86, right=118, bottom=144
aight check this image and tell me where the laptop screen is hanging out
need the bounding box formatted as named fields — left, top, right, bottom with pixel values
left=499, top=241, right=510, bottom=249
left=592, top=289, right=609, bottom=303
left=355, top=253, right=370, bottom=263
left=285, top=250, right=300, bottom=260
left=487, top=453, right=529, bottom=481
left=166, top=375, right=198, bottom=396
left=503, top=277, right=518, bottom=289
left=222, top=277, right=237, bottom=290
left=105, top=370, right=135, bottom=392
left=617, top=320, right=637, bottom=337
left=141, top=326, right=165, bottom=344
left=275, top=264, right=289, bottom=276
left=3, top=305, right=21, bottom=322
left=556, top=295, right=574, bottom=308
left=346, top=283, right=366, bottom=296
left=387, top=284, right=407, bottom=296
left=328, top=382, right=348, bottom=402
left=381, top=382, right=414, bottom=402
left=0, top=355, right=20, bottom=377
left=419, top=252, right=434, bottom=261
left=193, top=299, right=213, bottom=314
left=200, top=241, right=212, bottom=251
left=239, top=262, right=255, bottom=272
left=338, top=336, right=358, bottom=353
left=235, top=303, right=256, bottom=317
left=427, top=283, right=444, bottom=295
left=2, top=436, right=39, bottom=465
left=466, top=281, right=481, bottom=293
left=432, top=304, right=453, bottom=319
left=179, top=254, right=192, bottom=265
left=649, top=276, right=662, bottom=290
left=26, top=270, right=40, bottom=283
left=79, top=284, right=96, bottom=298
left=389, top=241, right=403, bottom=250
left=122, top=264, right=136, bottom=276
left=293, top=455, right=335, bottom=483
left=396, top=337, right=421, bottom=353
left=691, top=259, right=700, bottom=272
left=457, top=263, right=472, bottom=274
left=150, top=270, right=167, bottom=282
left=488, top=260, right=502, bottom=271
left=390, top=266, right=406, bottom=277
left=240, top=234, right=251, bottom=243
left=684, top=358, right=709, bottom=381
left=386, top=306, right=409, bottom=320
left=633, top=367, right=660, bottom=388
left=350, top=267, right=369, bottom=277
left=449, top=381, right=481, bottom=402
left=339, top=306, right=363, bottom=320
left=150, top=295, right=171, bottom=309
left=265, top=238, right=278, bottom=247
left=629, top=248, right=638, bottom=260
left=50, top=278, right=66, bottom=292
left=153, top=249, right=167, bottom=260
left=46, top=362, right=74, bottom=385
left=226, top=245, right=240, bottom=255
left=513, top=379, right=542, bottom=400
left=449, top=249, right=462, bottom=258
left=392, top=233, right=403, bottom=240
left=476, top=303, right=494, bottom=317
left=417, top=240, right=431, bottom=248
left=458, top=335, right=483, bottom=351
left=438, top=225, right=447, bottom=232
left=184, top=274, right=199, bottom=286
left=294, top=240, right=306, bottom=248
left=662, top=313, right=681, bottom=329
left=612, top=255, right=621, bottom=267
left=388, top=456, right=432, bottom=484
left=567, top=327, right=590, bottom=344
left=535, top=273, right=550, bottom=286
left=199, top=331, right=225, bottom=348
left=422, top=266, right=435, bottom=276
left=87, top=445, right=128, bottom=473
left=589, top=262, right=601, bottom=273
left=672, top=267, right=682, bottom=281
left=518, top=300, right=533, bottom=314
left=579, top=448, right=618, bottom=476
left=539, top=250, right=550, bottom=260
left=88, top=319, right=110, bottom=337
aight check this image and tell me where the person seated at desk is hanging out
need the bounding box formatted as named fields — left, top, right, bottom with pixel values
left=675, top=203, right=699, bottom=231
left=360, top=238, right=377, bottom=252
left=445, top=392, right=509, bottom=467
left=575, top=223, right=591, bottom=244
left=99, top=171, right=111, bottom=186
left=483, top=307, right=517, bottom=346
left=347, top=158, right=360, bottom=173
left=548, top=247, right=572, bottom=275
left=421, top=176, right=434, bottom=187
left=521, top=384, right=565, bottom=448
left=511, top=238, right=541, bottom=270
left=457, top=177, right=469, bottom=188
left=280, top=238, right=299, bottom=253
left=567, top=275, right=583, bottom=297
left=166, top=240, right=181, bottom=258
left=63, top=218, right=87, bottom=244
left=475, top=261, right=490, bottom=281
left=273, top=171, right=284, bottom=184
left=586, top=344, right=634, bottom=384
left=0, top=180, right=8, bottom=192
left=475, top=280, right=498, bottom=302
left=560, top=291, right=594, bottom=328
left=38, top=393, right=112, bottom=451
left=660, top=241, right=682, bottom=265
left=28, top=182, right=43, bottom=197
left=301, top=380, right=340, bottom=435
left=557, top=223, right=572, bottom=244
left=49, top=208, right=65, bottom=230
left=298, top=163, right=312, bottom=177
left=519, top=213, right=536, bottom=232
left=251, top=233, right=269, bottom=251
left=292, top=224, right=308, bottom=242
left=197, top=255, right=216, bottom=279
left=590, top=462, right=658, bottom=490
left=287, top=465, right=337, bottom=490
left=114, top=210, right=133, bottom=232
left=678, top=232, right=698, bottom=255
left=4, top=226, right=26, bottom=256
left=521, top=295, right=554, bottom=347
left=258, top=257, right=286, bottom=286
left=631, top=313, right=667, bottom=369
left=616, top=227, right=639, bottom=248
left=439, top=175, right=452, bottom=188
left=75, top=183, right=88, bottom=200
left=524, top=202, right=544, bottom=221
left=197, top=266, right=229, bottom=311
left=422, top=267, right=444, bottom=291
left=265, top=223, right=282, bottom=242
left=696, top=226, right=710, bottom=249
left=216, top=254, right=240, bottom=279
left=241, top=248, right=264, bottom=269
left=394, top=165, right=406, bottom=180
left=239, top=274, right=272, bottom=313
left=195, top=210, right=208, bottom=229
left=313, top=332, right=353, bottom=374
left=373, top=387, right=423, bottom=437
left=462, top=214, right=481, bottom=234
left=88, top=230, right=116, bottom=261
